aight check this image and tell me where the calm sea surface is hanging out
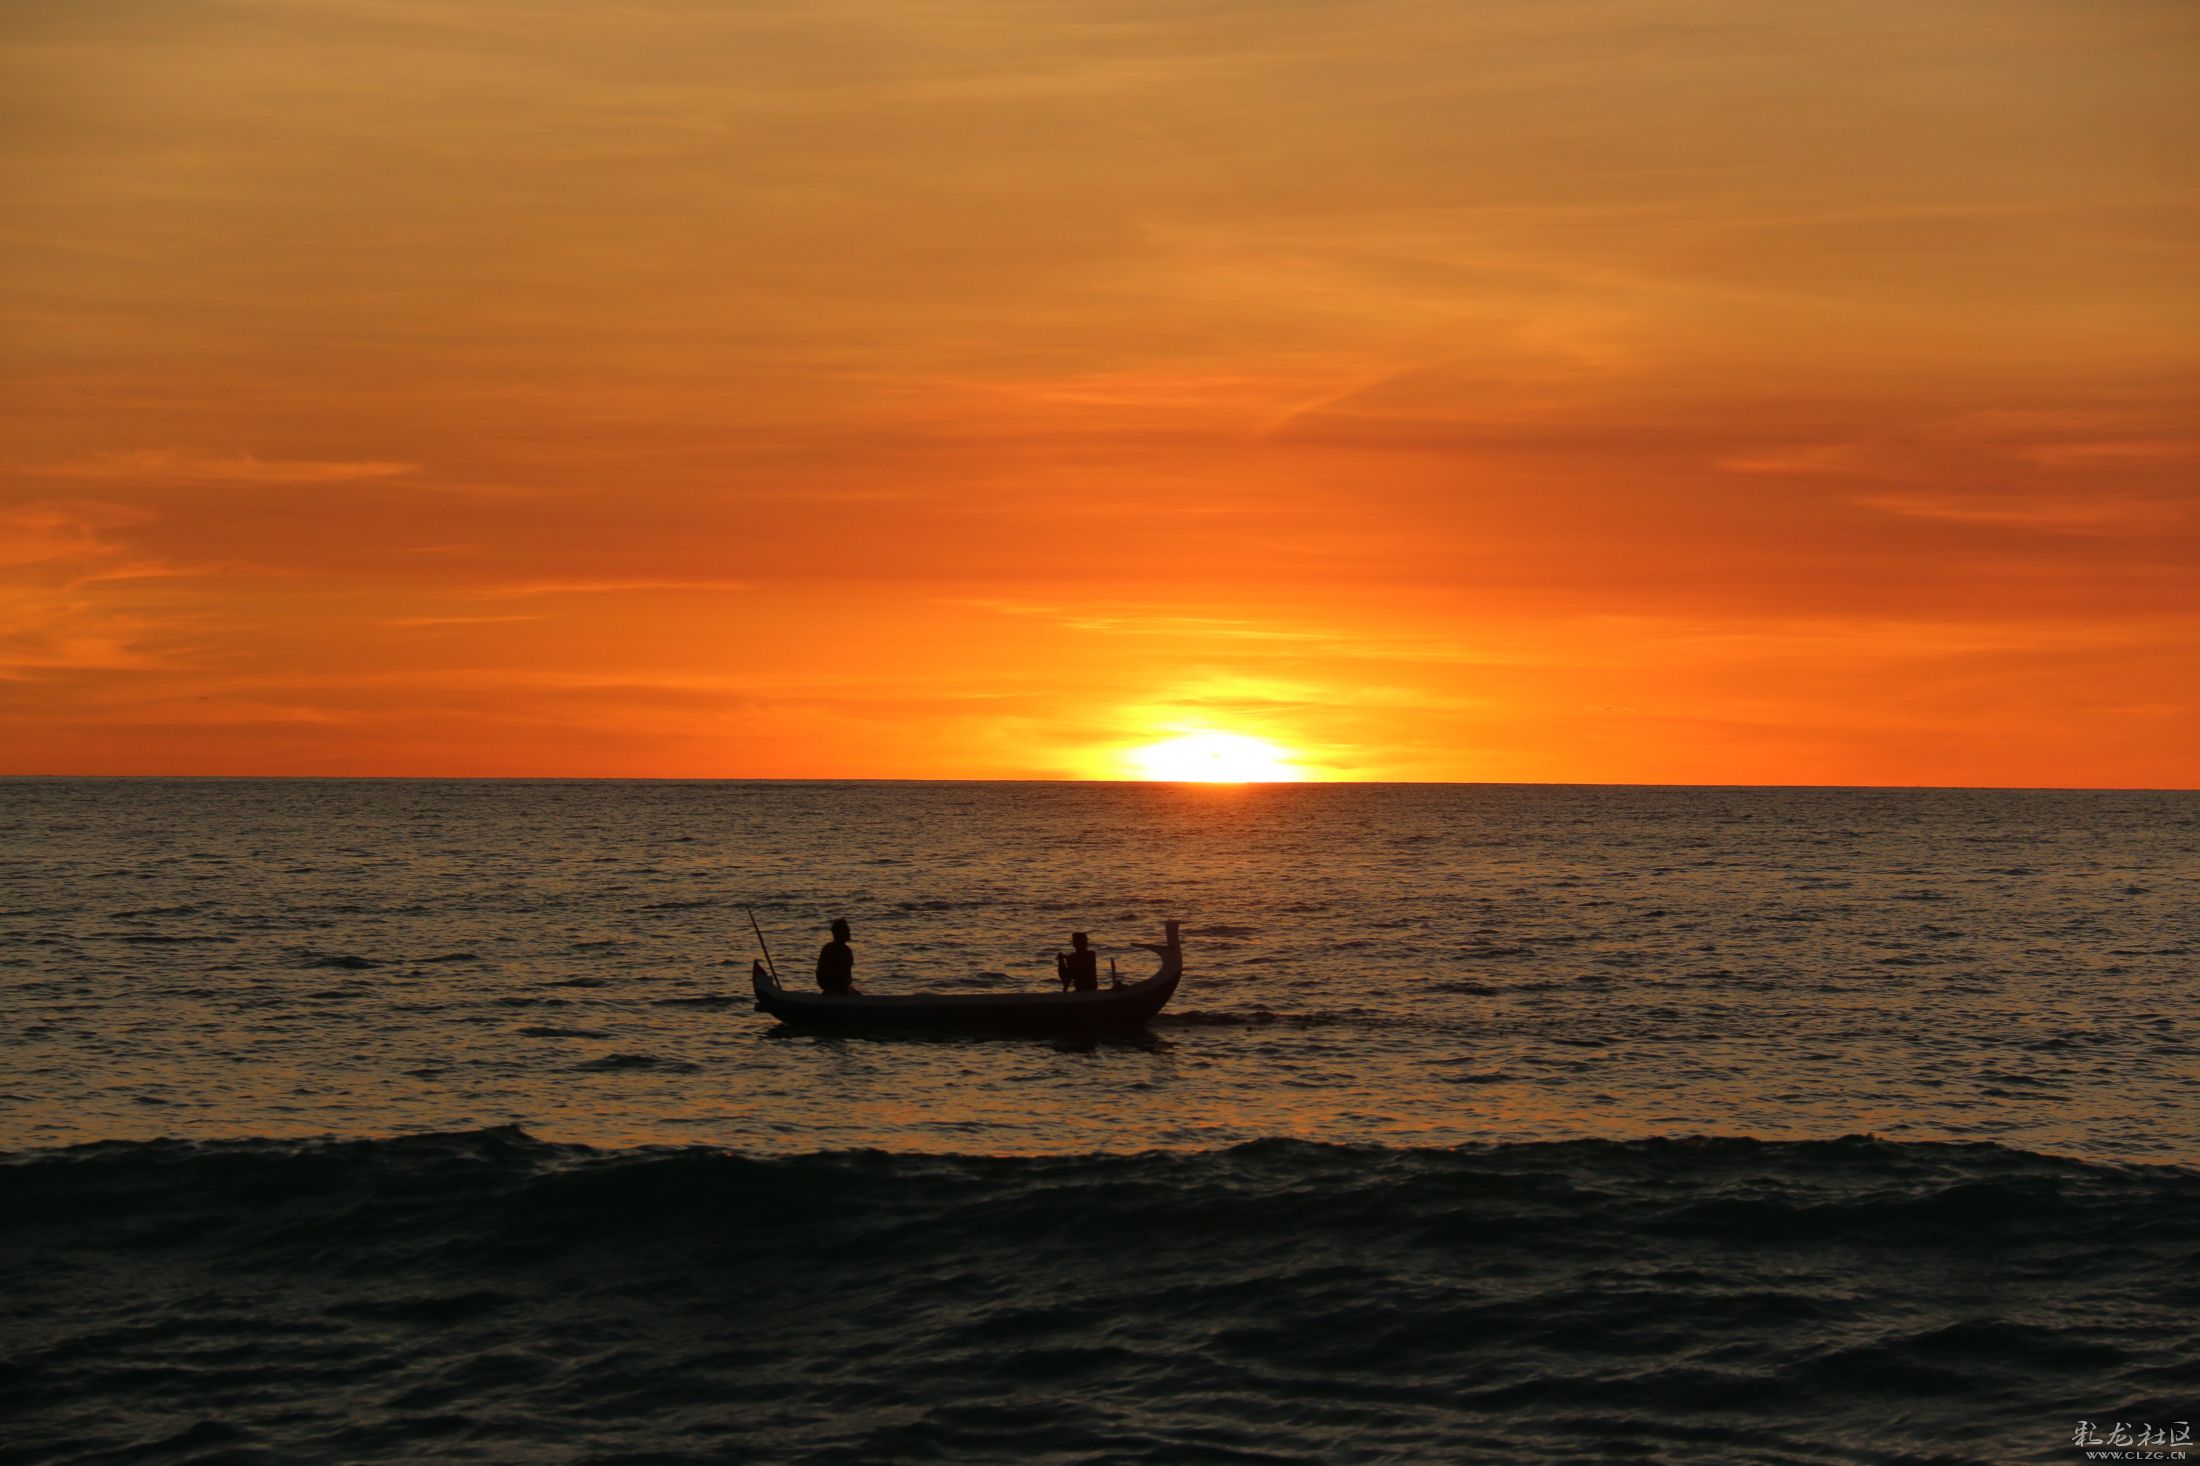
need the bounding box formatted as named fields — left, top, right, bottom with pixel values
left=4, top=779, right=2196, bottom=1464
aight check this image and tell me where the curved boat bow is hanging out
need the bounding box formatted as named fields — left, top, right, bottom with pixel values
left=752, top=921, right=1183, bottom=1035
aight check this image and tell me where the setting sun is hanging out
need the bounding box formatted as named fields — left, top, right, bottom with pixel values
left=1126, top=732, right=1306, bottom=783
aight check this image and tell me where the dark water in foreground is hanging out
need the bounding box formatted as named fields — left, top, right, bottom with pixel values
left=8, top=1131, right=2196, bottom=1465
left=3, top=780, right=2197, bottom=1463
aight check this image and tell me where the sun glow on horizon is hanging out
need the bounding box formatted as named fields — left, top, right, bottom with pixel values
left=1125, top=731, right=1307, bottom=783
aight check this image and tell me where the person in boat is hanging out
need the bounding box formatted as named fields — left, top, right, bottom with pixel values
left=816, top=918, right=857, bottom=996
left=1058, top=931, right=1099, bottom=993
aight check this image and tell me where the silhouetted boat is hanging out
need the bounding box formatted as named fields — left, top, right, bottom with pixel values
left=752, top=921, right=1182, bottom=1035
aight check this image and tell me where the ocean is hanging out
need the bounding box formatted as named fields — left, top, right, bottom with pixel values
left=3, top=779, right=2195, bottom=1463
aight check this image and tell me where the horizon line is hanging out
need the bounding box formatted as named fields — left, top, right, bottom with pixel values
left=3, top=774, right=2193, bottom=794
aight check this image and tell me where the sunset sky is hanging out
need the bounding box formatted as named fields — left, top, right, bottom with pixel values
left=4, top=0, right=2195, bottom=783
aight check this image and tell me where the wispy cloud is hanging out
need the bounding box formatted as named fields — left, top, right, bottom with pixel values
left=479, top=579, right=753, bottom=598
left=377, top=613, right=545, bottom=629
left=1850, top=492, right=2185, bottom=534
left=1719, top=412, right=2200, bottom=485
left=948, top=597, right=1545, bottom=666
left=0, top=500, right=152, bottom=568
left=34, top=449, right=419, bottom=485
left=1717, top=444, right=1868, bottom=476
left=2018, top=439, right=2200, bottom=468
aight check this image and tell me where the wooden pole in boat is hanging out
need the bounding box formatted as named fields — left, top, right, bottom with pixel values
left=746, top=906, right=781, bottom=987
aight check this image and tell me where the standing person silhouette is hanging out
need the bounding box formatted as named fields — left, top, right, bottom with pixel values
left=1059, top=932, right=1099, bottom=992
left=816, top=918, right=856, bottom=996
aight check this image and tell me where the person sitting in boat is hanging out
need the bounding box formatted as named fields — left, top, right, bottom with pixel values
left=1057, top=932, right=1099, bottom=993
left=816, top=918, right=857, bottom=996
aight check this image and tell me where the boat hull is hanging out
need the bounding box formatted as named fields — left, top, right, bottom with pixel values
left=752, top=922, right=1182, bottom=1036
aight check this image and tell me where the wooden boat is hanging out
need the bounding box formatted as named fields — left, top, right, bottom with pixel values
left=752, top=921, right=1182, bottom=1035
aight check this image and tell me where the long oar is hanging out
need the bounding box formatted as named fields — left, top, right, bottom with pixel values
left=746, top=906, right=781, bottom=988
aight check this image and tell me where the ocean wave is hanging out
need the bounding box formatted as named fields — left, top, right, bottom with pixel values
left=3, top=1133, right=2194, bottom=1462
left=7, top=1131, right=2191, bottom=1291
left=1153, top=1008, right=1347, bottom=1028
left=570, top=1052, right=700, bottom=1074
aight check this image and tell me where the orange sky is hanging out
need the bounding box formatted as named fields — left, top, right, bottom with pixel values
left=3, top=0, right=2195, bottom=783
